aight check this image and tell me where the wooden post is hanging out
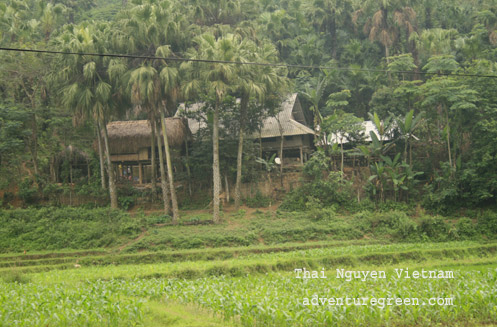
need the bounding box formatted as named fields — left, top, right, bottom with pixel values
left=299, top=146, right=303, bottom=165
left=138, top=162, right=143, bottom=184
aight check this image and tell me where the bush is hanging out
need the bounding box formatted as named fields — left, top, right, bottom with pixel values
left=245, top=191, right=270, bottom=208
left=18, top=178, right=38, bottom=205
left=42, top=183, right=64, bottom=206
left=419, top=215, right=450, bottom=241
left=364, top=210, right=418, bottom=240
left=2, top=191, right=14, bottom=206
left=456, top=218, right=477, bottom=239
left=280, top=172, right=354, bottom=211
left=0, top=207, right=144, bottom=252
left=477, top=211, right=497, bottom=237
left=307, top=207, right=337, bottom=221
left=304, top=197, right=336, bottom=221
left=118, top=196, right=135, bottom=210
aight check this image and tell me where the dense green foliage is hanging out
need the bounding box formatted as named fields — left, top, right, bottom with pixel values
left=0, top=207, right=496, bottom=254
left=1, top=0, right=497, bottom=212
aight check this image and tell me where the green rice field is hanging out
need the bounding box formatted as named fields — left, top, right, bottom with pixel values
left=1, top=240, right=496, bottom=326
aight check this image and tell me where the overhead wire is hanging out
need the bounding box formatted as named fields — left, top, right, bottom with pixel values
left=1, top=46, right=497, bottom=78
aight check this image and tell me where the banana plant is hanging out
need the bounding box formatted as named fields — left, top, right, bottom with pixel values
left=368, top=161, right=387, bottom=203
left=397, top=109, right=423, bottom=166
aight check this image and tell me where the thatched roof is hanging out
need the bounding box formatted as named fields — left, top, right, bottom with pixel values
left=258, top=94, right=315, bottom=138
left=106, top=118, right=190, bottom=154
left=177, top=93, right=315, bottom=138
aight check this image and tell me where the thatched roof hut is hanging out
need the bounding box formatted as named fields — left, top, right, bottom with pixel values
left=177, top=93, right=315, bottom=139
left=106, top=118, right=190, bottom=155
left=256, top=93, right=315, bottom=139
left=176, top=93, right=315, bottom=164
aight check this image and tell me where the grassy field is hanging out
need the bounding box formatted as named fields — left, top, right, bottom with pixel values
left=1, top=240, right=496, bottom=326
left=1, top=207, right=497, bottom=326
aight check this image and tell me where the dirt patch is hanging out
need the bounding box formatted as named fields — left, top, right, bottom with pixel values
left=117, top=229, right=148, bottom=252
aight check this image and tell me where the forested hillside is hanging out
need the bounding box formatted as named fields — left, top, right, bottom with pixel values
left=1, top=0, right=497, bottom=213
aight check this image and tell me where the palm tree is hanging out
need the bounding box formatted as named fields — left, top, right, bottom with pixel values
left=57, top=24, right=119, bottom=208
left=353, top=0, right=417, bottom=63
left=181, top=33, right=241, bottom=223
left=157, top=45, right=181, bottom=222
left=301, top=71, right=331, bottom=147
left=233, top=40, right=288, bottom=209
left=128, top=64, right=180, bottom=222
left=303, top=0, right=351, bottom=59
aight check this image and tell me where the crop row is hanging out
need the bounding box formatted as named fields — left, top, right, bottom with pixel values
left=0, top=281, right=144, bottom=326
left=5, top=266, right=495, bottom=327
left=25, top=243, right=497, bottom=283
left=0, top=239, right=383, bottom=269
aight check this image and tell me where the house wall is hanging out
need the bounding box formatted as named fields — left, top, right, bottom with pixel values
left=261, top=135, right=305, bottom=151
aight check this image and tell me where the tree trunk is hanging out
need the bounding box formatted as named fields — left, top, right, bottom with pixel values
left=50, top=156, right=56, bottom=182
left=259, top=129, right=263, bottom=158
left=150, top=114, right=158, bottom=199
left=234, top=96, right=248, bottom=209
left=212, top=98, right=221, bottom=223
left=225, top=173, right=230, bottom=204
left=445, top=105, right=453, bottom=171
left=29, top=113, right=39, bottom=178
left=160, top=109, right=179, bottom=223
left=277, top=118, right=284, bottom=187
left=87, top=159, right=91, bottom=182
left=185, top=138, right=192, bottom=196
left=100, top=121, right=118, bottom=209
left=155, top=120, right=171, bottom=215
left=96, top=126, right=106, bottom=189
left=340, top=141, right=344, bottom=174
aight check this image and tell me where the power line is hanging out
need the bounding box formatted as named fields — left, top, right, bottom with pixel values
left=1, top=46, right=497, bottom=78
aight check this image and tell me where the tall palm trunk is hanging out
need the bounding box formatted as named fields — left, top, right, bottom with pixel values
left=277, top=117, right=284, bottom=187
left=155, top=120, right=170, bottom=215
left=96, top=126, right=106, bottom=189
left=212, top=97, right=221, bottom=223
left=160, top=109, right=179, bottom=223
left=234, top=95, right=249, bottom=209
left=30, top=113, right=39, bottom=177
left=150, top=113, right=158, bottom=199
left=100, top=121, right=118, bottom=209
left=444, top=105, right=454, bottom=172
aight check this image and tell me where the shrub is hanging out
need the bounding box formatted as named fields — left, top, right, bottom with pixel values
left=477, top=211, right=497, bottom=237
left=307, top=207, right=336, bottom=221
left=419, top=215, right=451, bottom=241
left=118, top=196, right=135, bottom=210
left=18, top=178, right=38, bottom=205
left=0, top=207, right=144, bottom=252
left=280, top=172, right=354, bottom=211
left=455, top=218, right=477, bottom=239
left=245, top=191, right=270, bottom=208
left=365, top=210, right=418, bottom=240
left=2, top=191, right=14, bottom=206
left=42, top=183, right=64, bottom=206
